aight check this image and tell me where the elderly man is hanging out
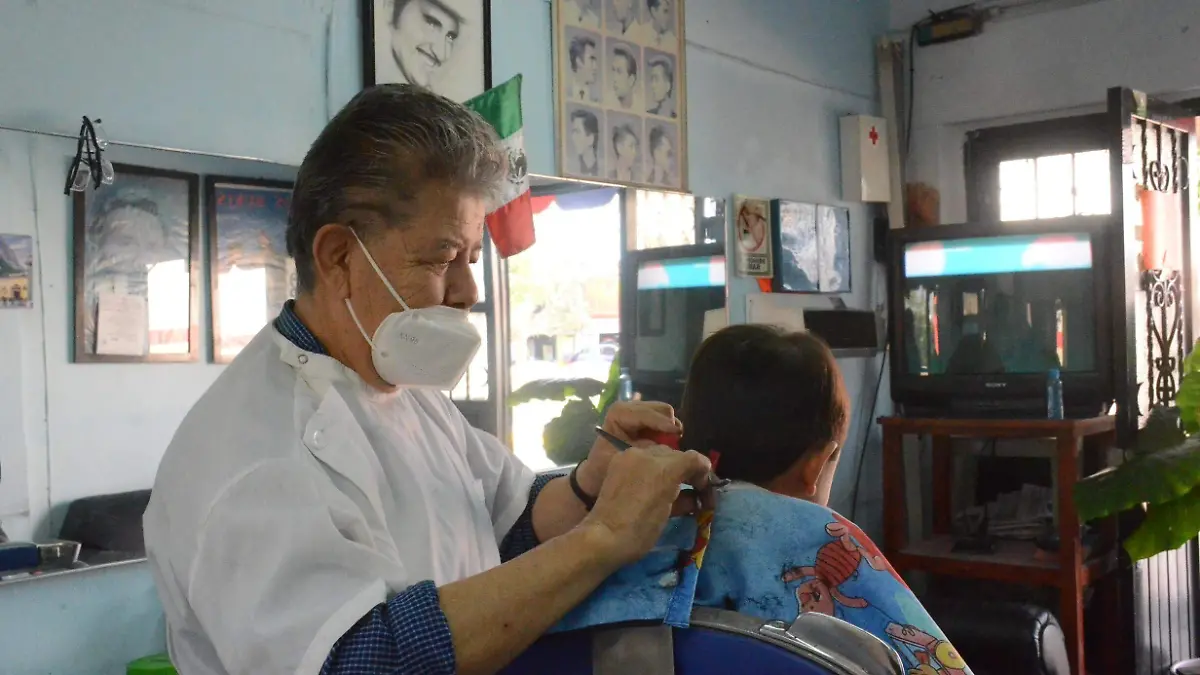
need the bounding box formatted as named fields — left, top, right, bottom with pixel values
left=144, top=85, right=713, bottom=675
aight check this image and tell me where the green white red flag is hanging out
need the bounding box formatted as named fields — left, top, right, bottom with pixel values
left=466, top=75, right=534, bottom=258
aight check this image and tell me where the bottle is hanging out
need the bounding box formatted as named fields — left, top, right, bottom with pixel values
left=1046, top=368, right=1064, bottom=420
left=618, top=367, right=634, bottom=402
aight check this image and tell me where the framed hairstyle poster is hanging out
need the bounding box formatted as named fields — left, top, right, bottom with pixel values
left=206, top=177, right=296, bottom=363
left=73, top=164, right=200, bottom=363
left=554, top=0, right=687, bottom=190
left=361, top=0, right=492, bottom=101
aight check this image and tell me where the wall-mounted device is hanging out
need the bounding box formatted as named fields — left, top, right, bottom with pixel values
left=840, top=115, right=891, bottom=203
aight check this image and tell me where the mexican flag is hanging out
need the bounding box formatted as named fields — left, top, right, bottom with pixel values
left=466, top=75, right=534, bottom=258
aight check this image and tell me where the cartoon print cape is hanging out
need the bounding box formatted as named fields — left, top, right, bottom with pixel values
left=551, top=483, right=973, bottom=675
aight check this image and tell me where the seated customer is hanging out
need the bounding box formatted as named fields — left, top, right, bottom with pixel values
left=553, top=325, right=972, bottom=675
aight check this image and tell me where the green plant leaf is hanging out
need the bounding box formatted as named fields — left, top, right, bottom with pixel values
left=596, top=356, right=622, bottom=419
left=1178, top=373, right=1200, bottom=435
left=1132, top=406, right=1187, bottom=455
left=1124, top=486, right=1200, bottom=561
left=544, top=399, right=602, bottom=466
left=1075, top=435, right=1200, bottom=522
left=508, top=378, right=605, bottom=406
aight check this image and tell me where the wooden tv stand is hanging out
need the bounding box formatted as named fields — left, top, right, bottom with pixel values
left=878, top=416, right=1120, bottom=675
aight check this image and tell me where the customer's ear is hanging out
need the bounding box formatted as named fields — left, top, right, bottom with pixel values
left=799, top=441, right=841, bottom=499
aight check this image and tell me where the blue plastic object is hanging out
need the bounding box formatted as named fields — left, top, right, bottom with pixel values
left=0, top=543, right=40, bottom=573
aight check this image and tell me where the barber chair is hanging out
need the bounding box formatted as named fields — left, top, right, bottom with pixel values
left=500, top=607, right=904, bottom=675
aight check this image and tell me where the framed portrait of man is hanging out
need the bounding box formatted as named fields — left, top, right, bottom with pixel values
left=361, top=0, right=491, bottom=102
left=554, top=0, right=687, bottom=190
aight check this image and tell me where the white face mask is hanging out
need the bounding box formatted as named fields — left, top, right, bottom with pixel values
left=344, top=231, right=481, bottom=389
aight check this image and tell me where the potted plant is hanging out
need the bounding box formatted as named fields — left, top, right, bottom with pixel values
left=508, top=359, right=623, bottom=466
left=1074, top=346, right=1200, bottom=561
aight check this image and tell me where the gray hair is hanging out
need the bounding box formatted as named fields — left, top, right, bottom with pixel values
left=287, top=84, right=506, bottom=293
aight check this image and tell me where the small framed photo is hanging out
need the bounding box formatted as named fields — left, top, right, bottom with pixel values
left=0, top=234, right=34, bottom=308
left=73, top=164, right=201, bottom=363
left=206, top=177, right=296, bottom=363
left=361, top=0, right=491, bottom=101
left=555, top=0, right=687, bottom=190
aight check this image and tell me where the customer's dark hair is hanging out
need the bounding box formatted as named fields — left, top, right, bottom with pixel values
left=287, top=84, right=506, bottom=293
left=679, top=324, right=850, bottom=485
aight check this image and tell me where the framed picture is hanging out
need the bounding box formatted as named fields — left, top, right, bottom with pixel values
left=361, top=0, right=492, bottom=102
left=206, top=177, right=296, bottom=363
left=73, top=164, right=200, bottom=363
left=770, top=201, right=852, bottom=293
left=771, top=200, right=818, bottom=292
left=817, top=204, right=851, bottom=292
left=555, top=0, right=687, bottom=190
left=0, top=234, right=34, bottom=308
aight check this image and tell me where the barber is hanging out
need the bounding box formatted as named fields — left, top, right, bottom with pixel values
left=143, top=84, right=713, bottom=675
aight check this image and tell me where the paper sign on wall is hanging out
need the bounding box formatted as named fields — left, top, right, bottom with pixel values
left=733, top=195, right=773, bottom=278
left=95, top=291, right=148, bottom=356
left=745, top=294, right=806, bottom=333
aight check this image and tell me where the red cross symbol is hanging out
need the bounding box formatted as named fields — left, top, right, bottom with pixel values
left=868, top=126, right=879, bottom=145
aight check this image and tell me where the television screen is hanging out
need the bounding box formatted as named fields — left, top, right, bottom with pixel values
left=633, top=255, right=725, bottom=380
left=900, top=232, right=1096, bottom=376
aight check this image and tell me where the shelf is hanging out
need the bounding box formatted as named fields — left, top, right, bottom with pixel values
left=892, top=535, right=1117, bottom=587
left=878, top=415, right=1116, bottom=439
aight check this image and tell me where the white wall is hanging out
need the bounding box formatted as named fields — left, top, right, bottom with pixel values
left=0, top=0, right=888, bottom=672
left=892, top=0, right=1200, bottom=222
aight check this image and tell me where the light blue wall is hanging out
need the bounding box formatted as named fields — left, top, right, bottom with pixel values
left=0, top=1, right=888, bottom=672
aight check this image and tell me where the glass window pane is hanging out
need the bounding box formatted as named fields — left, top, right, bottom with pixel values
left=509, top=188, right=621, bottom=471
left=1073, top=150, right=1111, bottom=216
left=450, top=312, right=489, bottom=401
left=1035, top=154, right=1074, bottom=219
left=471, top=254, right=487, bottom=304
left=999, top=159, right=1037, bottom=221
left=631, top=189, right=696, bottom=250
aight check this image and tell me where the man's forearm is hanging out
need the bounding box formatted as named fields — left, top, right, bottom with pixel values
left=440, top=522, right=620, bottom=675
left=530, top=461, right=604, bottom=542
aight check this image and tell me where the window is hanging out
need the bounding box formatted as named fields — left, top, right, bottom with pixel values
left=965, top=113, right=1110, bottom=223
left=997, top=150, right=1111, bottom=221
left=508, top=187, right=622, bottom=470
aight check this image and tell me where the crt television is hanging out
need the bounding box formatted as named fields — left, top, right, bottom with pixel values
left=620, top=243, right=727, bottom=410
left=887, top=216, right=1116, bottom=418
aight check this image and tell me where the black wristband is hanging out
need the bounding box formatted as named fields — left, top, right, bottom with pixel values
left=568, top=462, right=597, bottom=511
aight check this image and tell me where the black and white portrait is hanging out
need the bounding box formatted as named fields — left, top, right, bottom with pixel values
left=645, top=121, right=678, bottom=188
left=561, top=0, right=600, bottom=29
left=643, top=48, right=676, bottom=118
left=565, top=104, right=604, bottom=177
left=606, top=38, right=642, bottom=111
left=607, top=0, right=643, bottom=39
left=554, top=0, right=688, bottom=188
left=363, top=0, right=486, bottom=102
left=643, top=0, right=678, bottom=51
left=607, top=112, right=643, bottom=183
left=563, top=27, right=602, bottom=104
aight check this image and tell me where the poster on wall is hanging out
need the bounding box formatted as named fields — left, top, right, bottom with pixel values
left=207, top=178, right=296, bottom=363
left=817, top=204, right=851, bottom=293
left=771, top=200, right=818, bottom=292
left=360, top=0, right=491, bottom=102
left=733, top=195, right=772, bottom=278
left=770, top=202, right=852, bottom=293
left=554, top=0, right=687, bottom=190
left=72, top=164, right=200, bottom=363
left=0, top=234, right=34, bottom=308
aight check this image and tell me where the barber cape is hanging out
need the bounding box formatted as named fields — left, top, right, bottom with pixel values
left=553, top=484, right=972, bottom=675
left=143, top=326, right=535, bottom=675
